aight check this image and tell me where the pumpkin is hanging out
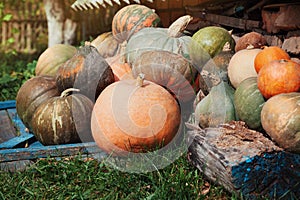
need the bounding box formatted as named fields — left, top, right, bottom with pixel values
left=56, top=45, right=115, bottom=102
left=16, top=75, right=60, bottom=130
left=112, top=4, right=161, bottom=43
left=105, top=55, right=133, bottom=81
left=235, top=32, right=267, bottom=52
left=91, top=75, right=181, bottom=155
left=91, top=31, right=120, bottom=58
left=35, top=44, right=77, bottom=76
left=261, top=92, right=300, bottom=153
left=190, top=26, right=235, bottom=63
left=201, top=49, right=234, bottom=90
left=131, top=50, right=198, bottom=102
left=194, top=81, right=237, bottom=128
left=234, top=77, right=265, bottom=131
left=227, top=48, right=261, bottom=88
left=254, top=46, right=290, bottom=73
left=31, top=88, right=94, bottom=145
left=257, top=59, right=300, bottom=99
left=125, top=15, right=200, bottom=67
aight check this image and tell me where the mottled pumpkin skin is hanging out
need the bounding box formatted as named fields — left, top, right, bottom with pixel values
left=31, top=93, right=94, bottom=145
left=194, top=82, right=237, bottom=128
left=112, top=4, right=161, bottom=43
left=254, top=46, right=290, bottom=73
left=91, top=79, right=181, bottom=155
left=35, top=44, right=77, bottom=76
left=91, top=32, right=120, bottom=58
left=261, top=92, right=300, bottom=153
left=126, top=27, right=194, bottom=66
left=257, top=59, right=300, bottom=99
left=131, top=50, right=198, bottom=102
left=234, top=77, right=265, bottom=131
left=191, top=26, right=235, bottom=62
left=16, top=76, right=60, bottom=130
left=56, top=45, right=115, bottom=102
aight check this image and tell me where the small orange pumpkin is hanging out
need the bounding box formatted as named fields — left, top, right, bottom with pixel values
left=91, top=75, right=181, bottom=155
left=257, top=59, right=300, bottom=99
left=254, top=46, right=290, bottom=73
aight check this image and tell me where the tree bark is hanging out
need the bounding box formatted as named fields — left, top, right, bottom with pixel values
left=43, top=0, right=77, bottom=47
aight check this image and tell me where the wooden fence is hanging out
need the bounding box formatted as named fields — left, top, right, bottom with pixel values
left=0, top=0, right=117, bottom=54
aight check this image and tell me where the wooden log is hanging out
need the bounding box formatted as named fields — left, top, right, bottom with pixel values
left=186, top=121, right=300, bottom=199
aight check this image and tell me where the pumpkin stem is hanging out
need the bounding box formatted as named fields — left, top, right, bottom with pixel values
left=61, top=88, right=80, bottom=98
left=136, top=73, right=145, bottom=87
left=168, top=15, right=193, bottom=38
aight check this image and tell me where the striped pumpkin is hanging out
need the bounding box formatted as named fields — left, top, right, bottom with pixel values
left=31, top=88, right=94, bottom=145
left=111, top=4, right=161, bottom=43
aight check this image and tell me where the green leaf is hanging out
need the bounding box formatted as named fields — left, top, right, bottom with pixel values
left=3, top=14, right=12, bottom=21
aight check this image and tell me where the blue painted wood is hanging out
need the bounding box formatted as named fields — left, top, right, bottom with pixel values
left=232, top=151, right=300, bottom=199
left=0, top=108, right=36, bottom=149
left=0, top=142, right=105, bottom=162
left=0, top=100, right=16, bottom=110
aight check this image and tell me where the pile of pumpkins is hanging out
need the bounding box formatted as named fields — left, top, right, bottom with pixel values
left=16, top=4, right=300, bottom=155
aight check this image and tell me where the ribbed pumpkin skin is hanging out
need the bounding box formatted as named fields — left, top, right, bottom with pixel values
left=254, top=46, right=290, bottom=73
left=16, top=76, right=60, bottom=130
left=56, top=45, right=115, bottom=102
left=112, top=4, right=161, bottom=43
left=234, top=77, right=265, bottom=131
left=35, top=44, right=77, bottom=76
left=91, top=79, right=181, bottom=155
left=126, top=27, right=193, bottom=65
left=131, top=50, right=197, bottom=102
left=261, top=92, right=300, bottom=153
left=194, top=82, right=237, bottom=128
left=257, top=59, right=300, bottom=99
left=191, top=26, right=235, bottom=59
left=91, top=32, right=119, bottom=58
left=31, top=93, right=94, bottom=145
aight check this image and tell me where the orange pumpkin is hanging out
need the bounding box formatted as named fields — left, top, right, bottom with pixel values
left=105, top=55, right=133, bottom=81
left=91, top=75, right=181, bottom=155
left=254, top=46, right=290, bottom=73
left=257, top=59, right=300, bottom=99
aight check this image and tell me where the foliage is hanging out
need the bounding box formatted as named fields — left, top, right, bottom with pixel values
left=0, top=52, right=37, bottom=101
left=0, top=155, right=236, bottom=199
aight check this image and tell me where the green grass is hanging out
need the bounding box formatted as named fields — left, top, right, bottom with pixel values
left=0, top=51, right=38, bottom=101
left=0, top=155, right=236, bottom=200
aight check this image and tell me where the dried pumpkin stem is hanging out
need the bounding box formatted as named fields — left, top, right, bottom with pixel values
left=61, top=88, right=80, bottom=97
left=136, top=73, right=145, bottom=87
left=168, top=15, right=193, bottom=38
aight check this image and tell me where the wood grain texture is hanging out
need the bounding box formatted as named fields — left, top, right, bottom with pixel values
left=187, top=121, right=300, bottom=199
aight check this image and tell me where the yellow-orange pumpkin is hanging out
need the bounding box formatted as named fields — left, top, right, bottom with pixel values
left=254, top=46, right=290, bottom=73
left=91, top=76, right=181, bottom=155
left=257, top=59, right=300, bottom=99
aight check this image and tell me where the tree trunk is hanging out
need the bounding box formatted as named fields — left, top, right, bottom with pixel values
left=43, top=0, right=77, bottom=47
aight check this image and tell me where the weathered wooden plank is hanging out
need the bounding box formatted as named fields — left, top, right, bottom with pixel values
left=0, top=100, right=16, bottom=110
left=0, top=110, right=17, bottom=143
left=0, top=108, right=36, bottom=149
left=187, top=121, right=300, bottom=199
left=0, top=160, right=33, bottom=172
left=0, top=142, right=104, bottom=162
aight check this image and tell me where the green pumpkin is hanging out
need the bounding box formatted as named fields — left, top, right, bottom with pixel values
left=194, top=81, right=237, bottom=128
left=125, top=15, right=206, bottom=70
left=234, top=77, right=265, bottom=131
left=192, top=26, right=235, bottom=58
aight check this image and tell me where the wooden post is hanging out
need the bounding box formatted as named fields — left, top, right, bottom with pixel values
left=187, top=121, right=300, bottom=199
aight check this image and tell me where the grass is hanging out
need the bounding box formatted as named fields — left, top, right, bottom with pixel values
left=0, top=155, right=236, bottom=200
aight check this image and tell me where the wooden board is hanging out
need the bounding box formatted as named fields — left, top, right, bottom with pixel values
left=0, top=100, right=105, bottom=171
left=187, top=121, right=300, bottom=199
